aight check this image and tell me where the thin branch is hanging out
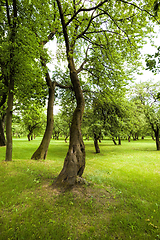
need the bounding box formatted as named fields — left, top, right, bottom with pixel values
left=81, top=29, right=123, bottom=36
left=76, top=60, right=87, bottom=73
left=119, top=0, right=158, bottom=22
left=66, top=0, right=109, bottom=26
left=41, top=31, right=57, bottom=46
left=81, top=35, right=107, bottom=49
left=56, top=0, right=70, bottom=53
left=76, top=10, right=95, bottom=39
left=55, top=81, right=73, bottom=90
left=117, top=14, right=136, bottom=22
left=76, top=45, right=89, bottom=73
left=99, top=8, right=131, bottom=44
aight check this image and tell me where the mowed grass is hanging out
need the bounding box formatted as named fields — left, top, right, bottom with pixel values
left=0, top=137, right=160, bottom=240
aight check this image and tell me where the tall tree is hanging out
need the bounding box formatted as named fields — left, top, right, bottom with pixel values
left=4, top=0, right=18, bottom=161
left=54, top=0, right=156, bottom=185
left=1, top=0, right=54, bottom=160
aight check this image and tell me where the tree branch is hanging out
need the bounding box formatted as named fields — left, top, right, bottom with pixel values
left=56, top=0, right=70, bottom=53
left=5, top=0, right=11, bottom=26
left=66, top=0, right=109, bottom=27
left=55, top=81, right=73, bottom=90
left=77, top=11, right=96, bottom=39
left=41, top=31, right=57, bottom=46
left=76, top=45, right=89, bottom=73
left=119, top=0, right=157, bottom=21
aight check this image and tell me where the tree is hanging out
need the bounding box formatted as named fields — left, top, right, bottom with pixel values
left=52, top=110, right=71, bottom=142
left=0, top=0, right=49, bottom=160
left=52, top=0, right=157, bottom=186
left=82, top=106, right=103, bottom=153
left=131, top=81, right=160, bottom=150
left=1, top=0, right=18, bottom=161
left=21, top=103, right=46, bottom=141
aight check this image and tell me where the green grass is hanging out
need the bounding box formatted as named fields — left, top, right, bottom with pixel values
left=0, top=137, right=160, bottom=239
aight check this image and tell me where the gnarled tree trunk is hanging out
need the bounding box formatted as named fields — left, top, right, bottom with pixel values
left=55, top=59, right=85, bottom=186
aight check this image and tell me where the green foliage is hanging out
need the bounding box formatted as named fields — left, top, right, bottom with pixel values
left=153, top=0, right=160, bottom=16
left=130, top=81, right=160, bottom=140
left=146, top=46, right=160, bottom=73
left=82, top=89, right=130, bottom=142
left=21, top=103, right=46, bottom=138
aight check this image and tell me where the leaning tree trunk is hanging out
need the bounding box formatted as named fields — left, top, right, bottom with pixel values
left=55, top=59, right=85, bottom=186
left=31, top=82, right=55, bottom=160
left=112, top=137, right=117, bottom=145
left=94, top=133, right=100, bottom=153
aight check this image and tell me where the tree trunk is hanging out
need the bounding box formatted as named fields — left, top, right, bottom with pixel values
left=94, top=133, right=100, bottom=153
left=31, top=83, right=55, bottom=160
left=5, top=86, right=14, bottom=161
left=132, top=134, right=136, bottom=141
left=65, top=135, right=68, bottom=143
left=0, top=115, right=6, bottom=146
left=155, top=129, right=160, bottom=151
left=112, top=137, right=117, bottom=145
left=55, top=59, right=85, bottom=186
left=151, top=135, right=155, bottom=141
left=27, top=133, right=31, bottom=141
left=5, top=0, right=17, bottom=161
left=118, top=136, right=121, bottom=145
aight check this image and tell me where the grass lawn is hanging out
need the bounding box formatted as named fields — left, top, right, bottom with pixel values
left=0, top=137, right=160, bottom=239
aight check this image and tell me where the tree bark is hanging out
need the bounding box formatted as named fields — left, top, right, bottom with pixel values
left=155, top=128, right=160, bottom=151
left=55, top=59, right=85, bottom=186
left=0, top=115, right=6, bottom=146
left=118, top=136, right=121, bottom=145
left=94, top=133, right=100, bottom=153
left=5, top=82, right=14, bottom=161
left=55, top=0, right=86, bottom=185
left=31, top=82, right=55, bottom=160
left=5, top=0, right=17, bottom=161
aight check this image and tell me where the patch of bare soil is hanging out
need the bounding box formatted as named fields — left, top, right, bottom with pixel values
left=40, top=179, right=117, bottom=209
